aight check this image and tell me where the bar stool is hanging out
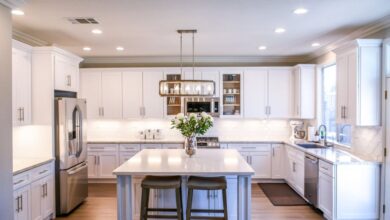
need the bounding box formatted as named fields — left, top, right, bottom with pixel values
left=186, top=176, right=228, bottom=220
left=140, top=175, right=183, bottom=220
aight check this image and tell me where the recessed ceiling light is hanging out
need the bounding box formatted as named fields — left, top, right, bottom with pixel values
left=11, top=9, right=24, bottom=16
left=293, top=8, right=308, bottom=15
left=275, top=28, right=286, bottom=33
left=312, top=42, right=321, bottom=47
left=116, top=46, right=124, bottom=51
left=83, top=47, right=91, bottom=51
left=91, top=29, right=102, bottom=34
left=258, top=46, right=267, bottom=50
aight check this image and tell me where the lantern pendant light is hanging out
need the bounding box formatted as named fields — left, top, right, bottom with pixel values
left=159, top=30, right=215, bottom=97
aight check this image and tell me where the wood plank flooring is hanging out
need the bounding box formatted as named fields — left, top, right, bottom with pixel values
left=55, top=183, right=323, bottom=220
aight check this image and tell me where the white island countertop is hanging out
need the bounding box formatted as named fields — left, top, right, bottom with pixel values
left=113, top=149, right=255, bottom=176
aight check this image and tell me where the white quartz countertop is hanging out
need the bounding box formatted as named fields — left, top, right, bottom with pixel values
left=113, top=149, right=255, bottom=176
left=88, top=138, right=185, bottom=144
left=13, top=157, right=55, bottom=175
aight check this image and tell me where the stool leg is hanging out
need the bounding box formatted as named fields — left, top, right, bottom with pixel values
left=186, top=188, right=194, bottom=220
left=176, top=187, right=183, bottom=220
left=222, top=189, right=228, bottom=220
left=140, top=188, right=149, bottom=220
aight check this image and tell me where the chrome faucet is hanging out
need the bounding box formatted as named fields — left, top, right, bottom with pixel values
left=318, top=124, right=327, bottom=146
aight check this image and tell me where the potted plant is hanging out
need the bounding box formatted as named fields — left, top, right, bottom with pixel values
left=171, top=112, right=214, bottom=156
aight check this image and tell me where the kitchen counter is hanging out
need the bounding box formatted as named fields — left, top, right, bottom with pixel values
left=88, top=138, right=184, bottom=144
left=13, top=157, right=55, bottom=175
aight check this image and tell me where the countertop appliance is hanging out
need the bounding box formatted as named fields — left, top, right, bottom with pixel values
left=196, top=137, right=220, bottom=148
left=55, top=97, right=88, bottom=215
left=290, top=120, right=305, bottom=140
left=304, top=153, right=319, bottom=207
left=185, top=97, right=220, bottom=117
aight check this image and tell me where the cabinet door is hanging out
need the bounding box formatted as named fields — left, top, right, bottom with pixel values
left=201, top=70, right=220, bottom=97
left=80, top=71, right=102, bottom=119
left=346, top=51, right=357, bottom=125
left=54, top=55, right=69, bottom=91
left=98, top=152, right=118, bottom=178
left=294, top=160, right=305, bottom=195
left=271, top=144, right=285, bottom=179
left=41, top=175, right=54, bottom=218
left=285, top=153, right=294, bottom=185
left=119, top=152, right=138, bottom=165
left=268, top=69, right=293, bottom=118
left=12, top=48, right=32, bottom=126
left=244, top=69, right=268, bottom=118
left=67, top=63, right=79, bottom=92
left=87, top=153, right=98, bottom=178
left=251, top=152, right=272, bottom=178
left=101, top=72, right=123, bottom=119
left=30, top=180, right=43, bottom=220
left=319, top=172, right=334, bottom=219
left=143, top=71, right=164, bottom=118
left=122, top=71, right=143, bottom=118
left=297, top=66, right=315, bottom=119
left=191, top=190, right=212, bottom=217
left=213, top=177, right=238, bottom=219
left=14, top=185, right=30, bottom=220
left=336, top=55, right=349, bottom=124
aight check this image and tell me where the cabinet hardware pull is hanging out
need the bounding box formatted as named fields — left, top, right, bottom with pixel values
left=272, top=148, right=275, bottom=157
left=344, top=106, right=347, bottom=119
left=14, top=179, right=24, bottom=185
left=293, top=162, right=296, bottom=172
left=242, top=147, right=256, bottom=149
left=42, top=184, right=45, bottom=197
left=67, top=75, right=71, bottom=86
left=21, top=107, right=24, bottom=121
left=39, top=170, right=48, bottom=175
left=17, top=108, right=22, bottom=121
left=20, top=195, right=23, bottom=211
left=15, top=196, right=19, bottom=212
left=102, top=108, right=105, bottom=117
left=321, top=166, right=329, bottom=171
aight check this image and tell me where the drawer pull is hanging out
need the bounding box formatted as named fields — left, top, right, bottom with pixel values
left=13, top=179, right=24, bottom=185
left=90, top=147, right=105, bottom=149
left=39, top=170, right=48, bottom=175
left=321, top=166, right=329, bottom=171
left=241, top=147, right=257, bottom=149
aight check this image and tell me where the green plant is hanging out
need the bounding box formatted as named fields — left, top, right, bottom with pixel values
left=171, top=112, right=214, bottom=137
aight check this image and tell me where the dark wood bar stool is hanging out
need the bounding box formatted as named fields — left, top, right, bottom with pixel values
left=186, top=176, right=228, bottom=220
left=140, top=175, right=183, bottom=220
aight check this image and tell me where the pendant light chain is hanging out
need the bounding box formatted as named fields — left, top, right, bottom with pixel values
left=192, top=32, right=195, bottom=79
left=180, top=32, right=183, bottom=77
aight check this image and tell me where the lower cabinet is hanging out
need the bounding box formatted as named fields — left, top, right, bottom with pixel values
left=285, top=145, right=305, bottom=195
left=13, top=161, right=54, bottom=220
left=318, top=170, right=334, bottom=219
left=271, top=144, right=285, bottom=179
left=88, top=151, right=118, bottom=179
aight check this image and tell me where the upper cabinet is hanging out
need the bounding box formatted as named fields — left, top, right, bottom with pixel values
left=243, top=67, right=293, bottom=119
left=221, top=71, right=243, bottom=117
left=142, top=70, right=164, bottom=118
left=54, top=54, right=80, bottom=92
left=122, top=70, right=144, bottom=118
left=292, top=64, right=316, bottom=119
left=334, top=39, right=382, bottom=126
left=80, top=70, right=123, bottom=119
left=12, top=40, right=32, bottom=126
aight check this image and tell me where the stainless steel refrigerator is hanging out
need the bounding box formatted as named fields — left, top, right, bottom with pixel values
left=55, top=97, right=88, bottom=215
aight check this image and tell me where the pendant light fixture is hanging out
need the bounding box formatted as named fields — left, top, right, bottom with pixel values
left=159, top=30, right=215, bottom=97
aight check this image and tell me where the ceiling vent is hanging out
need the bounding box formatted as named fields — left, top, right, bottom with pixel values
left=66, top=17, right=99, bottom=24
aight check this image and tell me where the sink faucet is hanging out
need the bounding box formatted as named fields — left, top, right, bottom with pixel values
left=318, top=124, right=327, bottom=146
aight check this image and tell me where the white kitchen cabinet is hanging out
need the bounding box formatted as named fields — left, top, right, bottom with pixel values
left=319, top=170, right=334, bottom=219
left=285, top=145, right=305, bottom=195
left=122, top=71, right=144, bottom=118
left=80, top=70, right=123, bottom=119
left=87, top=144, right=119, bottom=179
left=54, top=54, right=80, bottom=92
left=12, top=41, right=32, bottom=126
left=143, top=71, right=164, bottom=118
left=334, top=39, right=382, bottom=126
left=31, top=174, right=54, bottom=220
left=292, top=64, right=315, bottom=119
left=221, top=72, right=243, bottom=117
left=119, top=152, right=138, bottom=165
left=141, top=144, right=162, bottom=149
left=101, top=72, right=123, bottom=118
left=14, top=185, right=30, bottom=220
left=268, top=68, right=293, bottom=118
left=271, top=144, right=285, bottom=179
left=201, top=70, right=220, bottom=97
left=243, top=69, right=268, bottom=118
left=162, top=144, right=184, bottom=149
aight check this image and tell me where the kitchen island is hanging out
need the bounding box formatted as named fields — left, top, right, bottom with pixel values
left=113, top=149, right=254, bottom=220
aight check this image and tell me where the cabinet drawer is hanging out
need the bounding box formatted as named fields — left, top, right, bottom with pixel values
left=141, top=144, right=162, bottom=149
left=13, top=172, right=30, bottom=190
left=319, top=160, right=334, bottom=177
left=31, top=162, right=52, bottom=181
left=88, top=144, right=118, bottom=151
left=120, top=144, right=141, bottom=152
left=228, top=143, right=271, bottom=152
left=162, top=144, right=183, bottom=149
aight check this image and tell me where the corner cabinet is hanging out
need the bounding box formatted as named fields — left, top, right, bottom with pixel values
left=292, top=64, right=315, bottom=119
left=334, top=39, right=382, bottom=126
left=12, top=41, right=32, bottom=126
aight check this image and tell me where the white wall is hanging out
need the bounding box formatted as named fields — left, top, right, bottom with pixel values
left=87, top=118, right=291, bottom=142
left=0, top=3, right=14, bottom=219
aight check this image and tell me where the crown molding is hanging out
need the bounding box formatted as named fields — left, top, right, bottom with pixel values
left=0, top=0, right=26, bottom=8
left=12, top=29, right=49, bottom=46
left=304, top=14, right=390, bottom=62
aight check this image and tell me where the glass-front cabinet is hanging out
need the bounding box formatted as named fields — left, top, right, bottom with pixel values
left=165, top=74, right=182, bottom=116
left=222, top=73, right=242, bottom=117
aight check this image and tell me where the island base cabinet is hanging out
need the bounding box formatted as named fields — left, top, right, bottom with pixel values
left=131, top=176, right=238, bottom=220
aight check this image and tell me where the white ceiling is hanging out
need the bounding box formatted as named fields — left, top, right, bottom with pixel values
left=12, top=0, right=390, bottom=58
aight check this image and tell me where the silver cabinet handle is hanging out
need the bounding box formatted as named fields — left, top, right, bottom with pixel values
left=102, top=107, right=105, bottom=117
left=293, top=162, right=296, bottom=172
left=242, top=146, right=256, bottom=149
left=13, top=179, right=24, bottom=185
left=321, top=166, right=329, bottom=171
left=344, top=106, right=347, bottom=119
left=272, top=148, right=275, bottom=157
left=20, top=195, right=23, bottom=212
left=42, top=184, right=45, bottom=198
left=66, top=75, right=71, bottom=86
left=15, top=196, right=19, bottom=212
left=39, top=170, right=48, bottom=175
left=98, top=156, right=100, bottom=165
left=17, top=108, right=22, bottom=121
left=341, top=106, right=344, bottom=119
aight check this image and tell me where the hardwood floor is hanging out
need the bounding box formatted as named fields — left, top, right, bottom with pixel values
left=56, top=183, right=323, bottom=220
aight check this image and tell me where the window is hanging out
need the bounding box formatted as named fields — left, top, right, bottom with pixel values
left=321, top=64, right=351, bottom=146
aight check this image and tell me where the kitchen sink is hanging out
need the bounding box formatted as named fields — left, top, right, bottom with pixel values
left=296, top=143, right=329, bottom=149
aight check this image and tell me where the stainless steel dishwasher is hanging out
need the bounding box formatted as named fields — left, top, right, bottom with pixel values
left=304, top=154, right=319, bottom=206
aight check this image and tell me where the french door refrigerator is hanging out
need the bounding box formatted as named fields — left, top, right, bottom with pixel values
left=55, top=97, right=88, bottom=215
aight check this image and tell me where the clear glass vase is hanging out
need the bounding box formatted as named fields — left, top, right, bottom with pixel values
left=184, top=135, right=197, bottom=157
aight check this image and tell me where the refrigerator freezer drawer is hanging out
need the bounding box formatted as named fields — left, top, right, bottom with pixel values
left=58, top=162, right=88, bottom=214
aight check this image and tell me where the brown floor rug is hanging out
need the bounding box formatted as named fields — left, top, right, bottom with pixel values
left=258, top=183, right=308, bottom=206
